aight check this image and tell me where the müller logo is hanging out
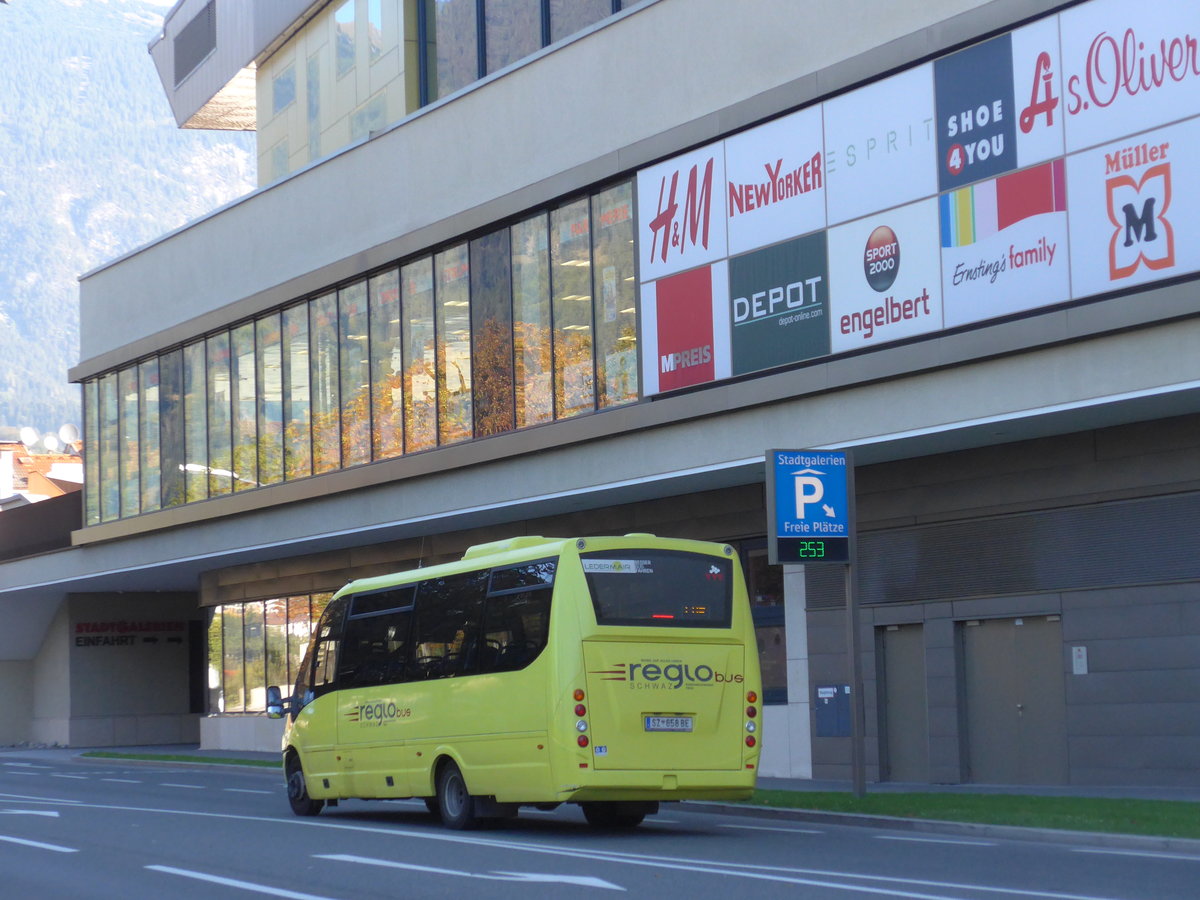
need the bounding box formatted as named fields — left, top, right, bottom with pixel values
left=1105, top=140, right=1173, bottom=280
left=589, top=662, right=743, bottom=689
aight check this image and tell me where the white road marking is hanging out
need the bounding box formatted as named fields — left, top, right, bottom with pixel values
left=102, top=778, right=142, bottom=784
left=0, top=810, right=60, bottom=817
left=723, top=823, right=824, bottom=835
left=0, top=833, right=77, bottom=853
left=874, top=835, right=996, bottom=846
left=0, top=791, right=1142, bottom=900
left=49, top=774, right=87, bottom=780
left=145, top=865, right=336, bottom=899
left=317, top=854, right=624, bottom=891
left=1072, top=847, right=1200, bottom=862
left=161, top=783, right=205, bottom=789
left=4, top=771, right=41, bottom=777
left=224, top=788, right=274, bottom=795
left=3, top=763, right=51, bottom=769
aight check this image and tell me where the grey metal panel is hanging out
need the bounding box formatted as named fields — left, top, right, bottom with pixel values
left=1066, top=670, right=1200, bottom=705
left=1079, top=635, right=1200, bottom=672
left=1067, top=703, right=1200, bottom=737
left=1061, top=603, right=1186, bottom=642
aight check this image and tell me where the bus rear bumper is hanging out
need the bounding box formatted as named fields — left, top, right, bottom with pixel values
left=559, top=770, right=755, bottom=803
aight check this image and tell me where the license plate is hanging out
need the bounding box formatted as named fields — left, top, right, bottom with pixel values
left=644, top=716, right=693, bottom=732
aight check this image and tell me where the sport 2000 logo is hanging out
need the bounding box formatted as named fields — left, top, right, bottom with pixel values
left=589, top=661, right=743, bottom=690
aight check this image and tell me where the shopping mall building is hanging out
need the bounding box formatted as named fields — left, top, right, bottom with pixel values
left=1, top=0, right=1198, bottom=786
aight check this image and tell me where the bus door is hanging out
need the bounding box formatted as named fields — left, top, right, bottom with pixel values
left=289, top=595, right=349, bottom=792
left=334, top=587, right=416, bottom=797
left=579, top=549, right=747, bottom=772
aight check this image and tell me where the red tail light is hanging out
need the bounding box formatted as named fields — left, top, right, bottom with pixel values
left=578, top=735, right=590, bottom=747
left=745, top=736, right=756, bottom=748
left=574, top=704, right=586, bottom=717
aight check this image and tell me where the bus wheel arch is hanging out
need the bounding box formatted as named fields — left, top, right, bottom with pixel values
left=434, top=757, right=479, bottom=830
left=284, top=749, right=325, bottom=817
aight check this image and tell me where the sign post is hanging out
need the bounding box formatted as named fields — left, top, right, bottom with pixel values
left=766, top=449, right=865, bottom=797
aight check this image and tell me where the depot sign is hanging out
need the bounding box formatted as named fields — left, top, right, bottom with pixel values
left=635, top=0, right=1200, bottom=397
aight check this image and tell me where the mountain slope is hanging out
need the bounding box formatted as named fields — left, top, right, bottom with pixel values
left=0, top=0, right=255, bottom=439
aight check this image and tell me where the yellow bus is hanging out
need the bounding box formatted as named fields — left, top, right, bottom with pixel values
left=267, top=534, right=762, bottom=829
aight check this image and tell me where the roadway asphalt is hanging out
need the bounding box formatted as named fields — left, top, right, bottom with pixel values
left=3, top=742, right=1198, bottom=854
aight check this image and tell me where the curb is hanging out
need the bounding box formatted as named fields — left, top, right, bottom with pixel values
left=678, top=801, right=1200, bottom=855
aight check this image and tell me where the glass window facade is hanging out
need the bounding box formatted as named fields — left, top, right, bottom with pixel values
left=207, top=593, right=332, bottom=714
left=421, top=0, right=623, bottom=106
left=82, top=180, right=636, bottom=521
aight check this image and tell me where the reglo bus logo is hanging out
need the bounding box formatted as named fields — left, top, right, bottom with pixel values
left=589, top=661, right=743, bottom=689
left=345, top=702, right=412, bottom=726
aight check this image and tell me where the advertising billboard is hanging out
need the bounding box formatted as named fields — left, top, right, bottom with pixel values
left=729, top=233, right=829, bottom=376
left=823, top=64, right=938, bottom=226
left=632, top=0, right=1200, bottom=397
left=724, top=106, right=826, bottom=255
left=639, top=263, right=731, bottom=395
left=828, top=199, right=943, bottom=354
left=941, top=159, right=1070, bottom=328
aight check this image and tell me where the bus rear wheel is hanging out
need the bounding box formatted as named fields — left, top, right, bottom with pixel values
left=581, top=801, right=649, bottom=829
left=435, top=761, right=479, bottom=830
left=285, top=754, right=324, bottom=817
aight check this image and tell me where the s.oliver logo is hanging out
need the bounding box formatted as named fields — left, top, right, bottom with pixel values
left=345, top=702, right=412, bottom=725
left=590, top=661, right=743, bottom=689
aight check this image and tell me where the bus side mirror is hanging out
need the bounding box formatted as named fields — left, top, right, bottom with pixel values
left=266, top=685, right=287, bottom=719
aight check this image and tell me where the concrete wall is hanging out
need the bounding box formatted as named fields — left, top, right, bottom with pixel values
left=0, top=661, right=33, bottom=745
left=31, top=604, right=71, bottom=746
left=66, top=594, right=200, bottom=747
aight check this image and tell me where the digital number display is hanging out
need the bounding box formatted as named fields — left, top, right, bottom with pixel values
left=777, top=536, right=849, bottom=563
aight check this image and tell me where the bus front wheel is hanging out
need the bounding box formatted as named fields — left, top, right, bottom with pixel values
left=435, top=761, right=478, bottom=830
left=285, top=753, right=324, bottom=817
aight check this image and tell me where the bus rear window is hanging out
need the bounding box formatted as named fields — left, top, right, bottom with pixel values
left=581, top=550, right=733, bottom=628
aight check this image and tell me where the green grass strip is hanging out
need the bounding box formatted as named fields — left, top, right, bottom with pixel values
left=81, top=751, right=279, bottom=769
left=747, top=790, right=1200, bottom=839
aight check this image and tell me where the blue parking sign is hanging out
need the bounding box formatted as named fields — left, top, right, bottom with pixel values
left=767, top=450, right=853, bottom=564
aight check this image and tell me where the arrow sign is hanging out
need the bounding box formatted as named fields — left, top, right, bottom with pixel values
left=0, top=810, right=60, bottom=817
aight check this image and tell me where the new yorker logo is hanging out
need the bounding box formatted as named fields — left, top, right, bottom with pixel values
left=589, top=662, right=743, bottom=690
left=1105, top=140, right=1173, bottom=280
left=648, top=157, right=716, bottom=266
left=728, top=154, right=823, bottom=218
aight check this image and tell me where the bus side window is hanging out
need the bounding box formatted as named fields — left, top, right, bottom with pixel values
left=406, top=571, right=487, bottom=680
left=339, top=588, right=415, bottom=689
left=302, top=596, right=348, bottom=704
left=481, top=588, right=551, bottom=673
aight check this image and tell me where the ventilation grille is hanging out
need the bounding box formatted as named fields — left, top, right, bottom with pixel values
left=807, top=491, right=1200, bottom=608
left=174, top=1, right=217, bottom=87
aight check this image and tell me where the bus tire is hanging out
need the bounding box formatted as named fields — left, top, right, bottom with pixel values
left=581, top=802, right=646, bottom=828
left=435, top=761, right=479, bottom=830
left=285, top=753, right=324, bottom=817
